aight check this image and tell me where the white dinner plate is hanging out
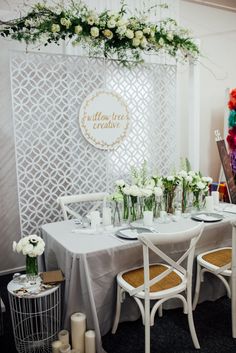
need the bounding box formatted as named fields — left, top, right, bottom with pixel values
left=191, top=212, right=223, bottom=223
left=115, top=227, right=153, bottom=240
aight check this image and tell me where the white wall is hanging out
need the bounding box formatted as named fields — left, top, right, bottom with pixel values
left=179, top=1, right=236, bottom=180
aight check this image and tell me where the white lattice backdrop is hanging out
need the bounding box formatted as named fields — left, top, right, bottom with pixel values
left=10, top=51, right=177, bottom=235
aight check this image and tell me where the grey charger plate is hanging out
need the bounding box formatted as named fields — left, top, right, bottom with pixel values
left=191, top=212, right=223, bottom=223
left=115, top=227, right=153, bottom=240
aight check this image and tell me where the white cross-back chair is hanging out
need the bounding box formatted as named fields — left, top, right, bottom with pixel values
left=192, top=246, right=232, bottom=311
left=57, top=192, right=108, bottom=220
left=112, top=223, right=204, bottom=353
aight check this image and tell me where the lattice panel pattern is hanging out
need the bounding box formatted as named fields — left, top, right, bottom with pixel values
left=10, top=52, right=177, bottom=235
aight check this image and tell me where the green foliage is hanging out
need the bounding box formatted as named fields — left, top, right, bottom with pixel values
left=0, top=1, right=200, bottom=67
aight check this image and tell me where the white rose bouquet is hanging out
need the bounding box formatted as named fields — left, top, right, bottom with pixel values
left=13, top=235, right=45, bottom=257
left=190, top=174, right=212, bottom=210
left=13, top=235, right=45, bottom=278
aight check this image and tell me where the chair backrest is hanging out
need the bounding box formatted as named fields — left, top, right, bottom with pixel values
left=130, top=223, right=204, bottom=296
left=57, top=192, right=109, bottom=220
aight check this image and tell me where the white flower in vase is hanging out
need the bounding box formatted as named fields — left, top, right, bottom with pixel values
left=154, top=186, right=163, bottom=197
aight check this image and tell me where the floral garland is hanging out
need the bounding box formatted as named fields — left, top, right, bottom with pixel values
left=0, top=1, right=200, bottom=67
left=226, top=88, right=236, bottom=176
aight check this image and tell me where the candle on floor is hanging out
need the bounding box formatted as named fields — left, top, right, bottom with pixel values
left=71, top=312, right=86, bottom=353
left=58, top=330, right=69, bottom=345
left=52, top=340, right=63, bottom=353
left=85, top=330, right=96, bottom=353
left=59, top=344, right=71, bottom=353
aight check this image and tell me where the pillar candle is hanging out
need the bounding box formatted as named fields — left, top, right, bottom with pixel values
left=212, top=191, right=219, bottom=207
left=205, top=196, right=214, bottom=212
left=59, top=344, right=71, bottom=353
left=102, top=207, right=112, bottom=226
left=52, top=340, right=63, bottom=353
left=143, top=210, right=153, bottom=226
left=90, top=211, right=100, bottom=229
left=85, top=330, right=96, bottom=353
left=71, top=312, right=86, bottom=353
left=58, top=330, right=69, bottom=345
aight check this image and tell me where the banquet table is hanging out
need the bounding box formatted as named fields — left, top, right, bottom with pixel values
left=41, top=208, right=236, bottom=353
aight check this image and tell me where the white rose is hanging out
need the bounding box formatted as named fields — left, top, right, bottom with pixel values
left=75, top=25, right=83, bottom=34
left=135, top=30, right=143, bottom=39
left=107, top=19, right=116, bottom=28
left=116, top=25, right=127, bottom=36
left=143, top=27, right=151, bottom=35
left=196, top=181, right=205, bottom=190
left=167, top=176, right=174, bottom=181
left=140, top=37, right=148, bottom=48
left=178, top=170, right=188, bottom=178
left=60, top=18, right=71, bottom=29
left=12, top=241, right=17, bottom=252
left=188, top=171, right=196, bottom=177
left=117, top=19, right=126, bottom=27
left=140, top=188, right=153, bottom=197
left=87, top=16, right=95, bottom=25
left=154, top=186, right=163, bottom=197
left=115, top=179, right=125, bottom=187
left=125, top=29, right=134, bottom=39
left=16, top=241, right=23, bottom=253
left=129, top=185, right=142, bottom=197
left=202, top=176, right=213, bottom=184
left=51, top=24, right=60, bottom=33
left=186, top=175, right=193, bottom=183
left=159, top=38, right=165, bottom=46
left=123, top=186, right=131, bottom=195
left=132, top=38, right=140, bottom=47
left=103, top=29, right=113, bottom=39
left=156, top=179, right=163, bottom=187
left=167, top=32, right=174, bottom=41
left=90, top=27, right=99, bottom=38
left=22, top=244, right=34, bottom=256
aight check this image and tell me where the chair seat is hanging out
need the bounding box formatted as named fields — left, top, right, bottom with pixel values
left=198, top=247, right=232, bottom=275
left=118, top=263, right=186, bottom=299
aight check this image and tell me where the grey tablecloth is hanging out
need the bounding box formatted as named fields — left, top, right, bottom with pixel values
left=41, top=213, right=235, bottom=353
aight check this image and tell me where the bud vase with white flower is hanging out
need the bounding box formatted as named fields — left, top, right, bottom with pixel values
left=13, top=235, right=45, bottom=281
left=114, top=179, right=129, bottom=221
left=178, top=170, right=194, bottom=213
left=190, top=175, right=212, bottom=211
left=109, top=191, right=123, bottom=226
left=162, top=175, right=180, bottom=214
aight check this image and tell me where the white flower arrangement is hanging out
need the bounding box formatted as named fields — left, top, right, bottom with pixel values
left=0, top=1, right=200, bottom=67
left=13, top=235, right=45, bottom=258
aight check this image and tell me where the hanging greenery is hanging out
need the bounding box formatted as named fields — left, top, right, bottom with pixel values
left=0, top=1, right=200, bottom=67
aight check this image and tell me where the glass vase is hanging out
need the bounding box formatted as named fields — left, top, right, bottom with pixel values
left=26, top=255, right=38, bottom=282
left=129, top=196, right=137, bottom=222
left=164, top=190, right=175, bottom=214
left=123, top=195, right=129, bottom=221
left=113, top=201, right=122, bottom=226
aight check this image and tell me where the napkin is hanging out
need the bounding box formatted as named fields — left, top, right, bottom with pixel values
left=119, top=229, right=138, bottom=239
left=196, top=214, right=218, bottom=221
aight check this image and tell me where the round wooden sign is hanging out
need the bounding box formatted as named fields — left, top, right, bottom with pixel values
left=79, top=90, right=130, bottom=150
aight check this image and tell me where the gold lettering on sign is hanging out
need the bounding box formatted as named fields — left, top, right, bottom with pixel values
left=84, top=111, right=128, bottom=129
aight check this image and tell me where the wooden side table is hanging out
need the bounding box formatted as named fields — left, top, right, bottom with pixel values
left=8, top=278, right=61, bottom=353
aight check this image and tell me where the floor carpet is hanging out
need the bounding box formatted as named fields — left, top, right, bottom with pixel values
left=1, top=273, right=236, bottom=353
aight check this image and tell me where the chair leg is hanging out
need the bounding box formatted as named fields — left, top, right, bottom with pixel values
left=112, top=284, right=123, bottom=334
left=158, top=304, right=163, bottom=318
left=193, top=262, right=202, bottom=310
left=144, top=297, right=151, bottom=353
left=187, top=281, right=200, bottom=349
